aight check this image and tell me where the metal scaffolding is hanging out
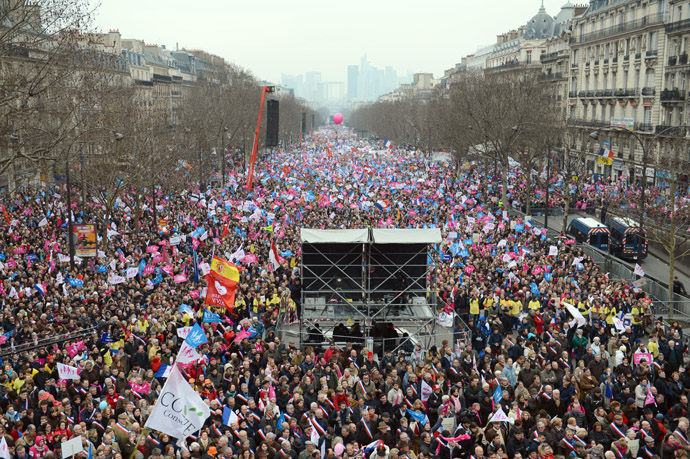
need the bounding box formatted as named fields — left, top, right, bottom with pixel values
left=292, top=228, right=443, bottom=355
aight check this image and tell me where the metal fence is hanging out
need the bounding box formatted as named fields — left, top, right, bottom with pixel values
left=504, top=205, right=690, bottom=320
left=577, top=243, right=690, bottom=319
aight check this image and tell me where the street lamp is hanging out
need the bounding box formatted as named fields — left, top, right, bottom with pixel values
left=590, top=124, right=689, bottom=263
left=65, top=130, right=123, bottom=269
left=221, top=126, right=228, bottom=188
left=512, top=123, right=597, bottom=229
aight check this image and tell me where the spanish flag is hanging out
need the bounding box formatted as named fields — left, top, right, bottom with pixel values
left=210, top=256, right=240, bottom=285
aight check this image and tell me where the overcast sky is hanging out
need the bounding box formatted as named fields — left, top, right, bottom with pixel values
left=90, top=0, right=570, bottom=83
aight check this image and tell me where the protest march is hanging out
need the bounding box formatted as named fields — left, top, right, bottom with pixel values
left=0, top=127, right=687, bottom=459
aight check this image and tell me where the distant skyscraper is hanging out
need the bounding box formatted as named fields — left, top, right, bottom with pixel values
left=347, top=65, right=359, bottom=101
left=281, top=73, right=303, bottom=98
left=305, top=71, right=322, bottom=102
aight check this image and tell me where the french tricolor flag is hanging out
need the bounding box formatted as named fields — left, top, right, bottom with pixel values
left=384, top=139, right=392, bottom=149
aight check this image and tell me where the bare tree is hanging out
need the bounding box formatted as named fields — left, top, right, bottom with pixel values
left=0, top=0, right=95, bottom=183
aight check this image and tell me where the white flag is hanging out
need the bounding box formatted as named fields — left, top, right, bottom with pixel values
left=109, top=275, right=125, bottom=285
left=176, top=341, right=201, bottom=366
left=487, top=407, right=514, bottom=424
left=634, top=264, right=645, bottom=277
left=56, top=272, right=64, bottom=284
left=57, top=363, right=80, bottom=380
left=269, top=241, right=280, bottom=270
left=126, top=267, right=139, bottom=279
left=0, top=437, right=9, bottom=459
left=145, top=365, right=210, bottom=441
left=549, top=246, right=558, bottom=257
left=563, top=301, right=586, bottom=328
left=38, top=217, right=48, bottom=227
left=420, top=380, right=433, bottom=402
left=229, top=248, right=246, bottom=263
left=198, top=262, right=211, bottom=276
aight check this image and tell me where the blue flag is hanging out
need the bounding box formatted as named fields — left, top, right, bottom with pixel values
left=277, top=411, right=285, bottom=429
left=138, top=259, right=146, bottom=276
left=408, top=409, right=428, bottom=425
left=185, top=323, right=208, bottom=348
left=493, top=385, right=503, bottom=405
left=193, top=248, right=199, bottom=283
left=203, top=310, right=222, bottom=323
left=95, top=264, right=109, bottom=273
left=605, top=381, right=613, bottom=399
left=66, top=278, right=83, bottom=288
left=531, top=282, right=541, bottom=296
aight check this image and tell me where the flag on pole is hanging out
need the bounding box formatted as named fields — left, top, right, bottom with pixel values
left=420, top=380, right=433, bottom=402
left=597, top=141, right=614, bottom=166
left=634, top=264, right=645, bottom=277
left=269, top=240, right=281, bottom=271
left=645, top=387, right=656, bottom=406
left=145, top=365, right=210, bottom=441
left=487, top=407, right=514, bottom=424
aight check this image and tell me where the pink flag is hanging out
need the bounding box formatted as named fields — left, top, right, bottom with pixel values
left=645, top=388, right=656, bottom=406
left=146, top=245, right=160, bottom=253
left=130, top=382, right=151, bottom=394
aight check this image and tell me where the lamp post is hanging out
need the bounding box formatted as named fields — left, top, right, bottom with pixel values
left=511, top=123, right=598, bottom=230
left=590, top=124, right=689, bottom=262
left=221, top=126, right=228, bottom=188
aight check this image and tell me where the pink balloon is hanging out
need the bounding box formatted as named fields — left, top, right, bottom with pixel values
left=334, top=444, right=345, bottom=456
left=333, top=113, right=343, bottom=125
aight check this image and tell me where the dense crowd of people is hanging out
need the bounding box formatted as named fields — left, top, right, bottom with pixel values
left=0, top=129, right=687, bottom=459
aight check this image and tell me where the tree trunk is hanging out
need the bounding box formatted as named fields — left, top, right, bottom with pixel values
left=525, top=172, right=532, bottom=216
left=500, top=157, right=509, bottom=211
left=562, top=189, right=570, bottom=234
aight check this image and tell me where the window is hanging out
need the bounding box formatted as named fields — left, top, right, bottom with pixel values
left=644, top=106, right=652, bottom=124
left=634, top=69, right=640, bottom=89
left=649, top=31, right=658, bottom=51
left=645, top=69, right=655, bottom=87
left=526, top=50, right=532, bottom=64
left=623, top=70, right=629, bottom=89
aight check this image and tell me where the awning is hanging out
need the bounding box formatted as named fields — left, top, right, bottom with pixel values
left=372, top=228, right=442, bottom=244
left=300, top=228, right=369, bottom=244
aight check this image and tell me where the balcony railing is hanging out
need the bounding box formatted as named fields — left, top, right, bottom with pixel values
left=586, top=90, right=596, bottom=97
left=638, top=123, right=653, bottom=132
left=635, top=53, right=642, bottom=60
left=669, top=56, right=678, bottom=66
left=595, top=90, right=604, bottom=96
left=614, top=89, right=626, bottom=96
left=603, top=89, right=614, bottom=97
left=612, top=56, right=618, bottom=64
left=681, top=54, right=689, bottom=65
left=573, top=13, right=666, bottom=44
left=655, top=125, right=688, bottom=136
left=625, top=88, right=638, bottom=96
left=569, top=91, right=577, bottom=98
left=661, top=89, right=684, bottom=101
left=641, top=87, right=656, bottom=96
left=578, top=91, right=586, bottom=97
left=666, top=17, right=690, bottom=34
left=646, top=49, right=658, bottom=58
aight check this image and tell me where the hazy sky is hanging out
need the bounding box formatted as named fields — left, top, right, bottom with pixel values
left=90, top=0, right=571, bottom=83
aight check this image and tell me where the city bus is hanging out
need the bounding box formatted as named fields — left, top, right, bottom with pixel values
left=567, top=217, right=610, bottom=252
left=606, top=216, right=648, bottom=261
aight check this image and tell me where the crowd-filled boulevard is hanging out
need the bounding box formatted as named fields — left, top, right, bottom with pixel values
left=0, top=128, right=689, bottom=459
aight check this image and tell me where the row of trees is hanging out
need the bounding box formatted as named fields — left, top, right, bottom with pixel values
left=0, top=0, right=322, bottom=244
left=350, top=67, right=690, bottom=311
